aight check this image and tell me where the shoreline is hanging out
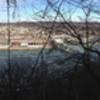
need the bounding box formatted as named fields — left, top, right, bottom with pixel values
left=0, top=46, right=51, bottom=51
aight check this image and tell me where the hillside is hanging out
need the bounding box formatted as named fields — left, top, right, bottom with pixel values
left=0, top=21, right=99, bottom=49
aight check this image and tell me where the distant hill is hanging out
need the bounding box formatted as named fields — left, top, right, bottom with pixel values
left=0, top=21, right=100, bottom=33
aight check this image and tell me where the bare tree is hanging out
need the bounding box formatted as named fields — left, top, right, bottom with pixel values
left=1, top=0, right=100, bottom=99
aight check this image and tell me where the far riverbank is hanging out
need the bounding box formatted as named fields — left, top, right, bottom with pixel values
left=0, top=45, right=51, bottom=51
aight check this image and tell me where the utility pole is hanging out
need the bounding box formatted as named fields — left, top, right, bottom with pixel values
left=6, top=0, right=11, bottom=85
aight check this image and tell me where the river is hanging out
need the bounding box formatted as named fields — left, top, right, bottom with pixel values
left=0, top=44, right=99, bottom=73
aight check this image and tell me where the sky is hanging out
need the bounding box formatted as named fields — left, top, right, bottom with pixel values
left=0, top=0, right=47, bottom=22
left=0, top=0, right=100, bottom=22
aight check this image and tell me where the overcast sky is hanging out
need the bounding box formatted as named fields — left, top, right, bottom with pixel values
left=0, top=0, right=100, bottom=22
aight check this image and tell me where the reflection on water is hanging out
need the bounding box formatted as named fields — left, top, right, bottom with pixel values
left=0, top=48, right=66, bottom=70
left=0, top=44, right=99, bottom=71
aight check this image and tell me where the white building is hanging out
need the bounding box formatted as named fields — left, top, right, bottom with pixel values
left=53, top=38, right=64, bottom=44
left=20, top=42, right=28, bottom=47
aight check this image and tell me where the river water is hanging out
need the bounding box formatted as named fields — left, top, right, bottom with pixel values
left=0, top=44, right=99, bottom=72
left=0, top=48, right=68, bottom=70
